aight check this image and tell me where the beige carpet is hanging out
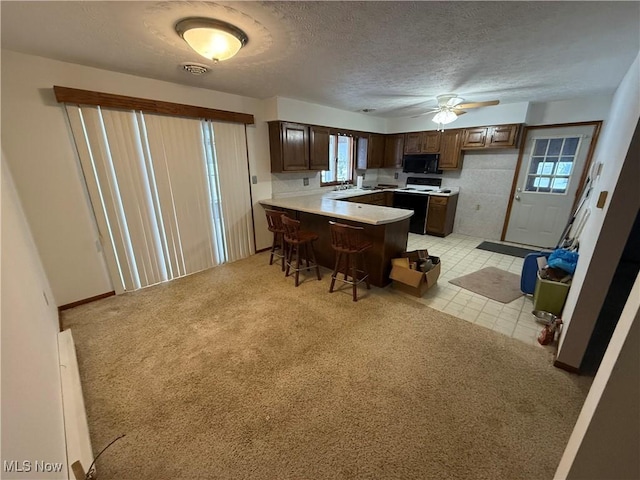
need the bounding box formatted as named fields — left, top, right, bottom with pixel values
left=62, top=253, right=591, bottom=480
left=449, top=267, right=524, bottom=303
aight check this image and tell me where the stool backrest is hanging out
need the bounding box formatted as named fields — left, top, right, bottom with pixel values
left=265, top=209, right=286, bottom=233
left=329, top=221, right=364, bottom=253
left=281, top=215, right=301, bottom=242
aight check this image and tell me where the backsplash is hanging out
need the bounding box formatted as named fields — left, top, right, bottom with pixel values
left=270, top=150, right=518, bottom=241
left=271, top=169, right=380, bottom=197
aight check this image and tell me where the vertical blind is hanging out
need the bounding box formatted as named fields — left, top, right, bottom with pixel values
left=65, top=105, right=254, bottom=293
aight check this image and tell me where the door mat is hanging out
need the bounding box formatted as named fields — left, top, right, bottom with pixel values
left=476, top=241, right=541, bottom=258
left=449, top=267, right=523, bottom=303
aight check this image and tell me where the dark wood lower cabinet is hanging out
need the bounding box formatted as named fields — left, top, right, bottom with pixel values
left=426, top=195, right=458, bottom=237
left=344, top=192, right=395, bottom=206
left=278, top=209, right=409, bottom=287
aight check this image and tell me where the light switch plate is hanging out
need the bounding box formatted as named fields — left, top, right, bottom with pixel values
left=251, top=175, right=258, bottom=184
left=596, top=190, right=608, bottom=209
left=303, top=177, right=309, bottom=186
left=394, top=172, right=399, bottom=179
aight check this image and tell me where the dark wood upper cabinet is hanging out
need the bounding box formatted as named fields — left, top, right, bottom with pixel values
left=423, top=132, right=441, bottom=153
left=309, top=126, right=330, bottom=171
left=383, top=134, right=405, bottom=168
left=488, top=124, right=520, bottom=147
left=462, top=127, right=488, bottom=149
left=462, top=124, right=520, bottom=150
left=404, top=132, right=424, bottom=154
left=439, top=129, right=463, bottom=170
left=269, top=121, right=310, bottom=172
left=404, top=131, right=440, bottom=154
left=368, top=134, right=385, bottom=168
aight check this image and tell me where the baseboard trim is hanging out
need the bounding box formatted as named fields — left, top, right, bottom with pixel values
left=554, top=360, right=581, bottom=374
left=58, top=291, right=115, bottom=312
left=58, top=330, right=94, bottom=480
left=255, top=247, right=271, bottom=254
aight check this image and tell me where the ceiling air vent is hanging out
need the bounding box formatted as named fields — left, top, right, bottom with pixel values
left=181, top=62, right=209, bottom=75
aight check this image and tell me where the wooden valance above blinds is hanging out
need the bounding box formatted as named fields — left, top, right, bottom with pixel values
left=53, top=86, right=255, bottom=125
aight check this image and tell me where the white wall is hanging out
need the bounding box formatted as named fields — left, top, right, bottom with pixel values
left=446, top=151, right=520, bottom=240
left=269, top=96, right=387, bottom=132
left=526, top=95, right=612, bottom=126
left=556, top=54, right=640, bottom=368
left=1, top=50, right=273, bottom=304
left=387, top=102, right=530, bottom=134
left=555, top=273, right=640, bottom=479
left=1, top=155, right=67, bottom=479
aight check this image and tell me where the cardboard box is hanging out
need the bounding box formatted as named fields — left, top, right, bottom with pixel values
left=389, top=252, right=441, bottom=297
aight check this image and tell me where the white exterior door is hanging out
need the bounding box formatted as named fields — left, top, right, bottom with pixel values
left=505, top=125, right=595, bottom=248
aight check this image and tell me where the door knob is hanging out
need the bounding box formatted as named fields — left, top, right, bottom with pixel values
left=515, top=195, right=521, bottom=201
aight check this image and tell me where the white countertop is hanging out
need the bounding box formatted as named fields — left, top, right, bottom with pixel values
left=260, top=187, right=459, bottom=226
left=260, top=192, right=413, bottom=226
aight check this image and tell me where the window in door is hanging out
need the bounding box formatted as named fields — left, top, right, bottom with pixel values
left=321, top=134, right=354, bottom=185
left=524, top=136, right=582, bottom=194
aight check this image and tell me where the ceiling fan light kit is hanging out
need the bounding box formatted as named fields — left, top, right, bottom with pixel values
left=175, top=17, right=248, bottom=63
left=422, top=93, right=500, bottom=130
left=432, top=109, right=458, bottom=125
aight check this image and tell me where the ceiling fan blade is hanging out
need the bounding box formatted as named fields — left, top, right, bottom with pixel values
left=446, top=97, right=465, bottom=107
left=454, top=110, right=467, bottom=116
left=455, top=100, right=500, bottom=109
left=410, top=108, right=440, bottom=118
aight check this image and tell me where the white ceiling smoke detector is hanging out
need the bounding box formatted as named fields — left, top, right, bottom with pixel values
left=181, top=62, right=209, bottom=75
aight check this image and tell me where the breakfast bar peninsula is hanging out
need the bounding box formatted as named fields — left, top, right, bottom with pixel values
left=260, top=191, right=413, bottom=287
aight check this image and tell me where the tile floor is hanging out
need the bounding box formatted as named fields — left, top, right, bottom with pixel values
left=398, top=232, right=550, bottom=349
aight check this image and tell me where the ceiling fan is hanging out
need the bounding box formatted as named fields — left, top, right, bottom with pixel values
left=414, top=93, right=500, bottom=131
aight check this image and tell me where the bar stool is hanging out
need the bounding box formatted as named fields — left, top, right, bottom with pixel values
left=329, top=221, right=373, bottom=302
left=281, top=215, right=322, bottom=287
left=264, top=208, right=287, bottom=271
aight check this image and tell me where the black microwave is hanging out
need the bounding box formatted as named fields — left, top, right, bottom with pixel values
left=402, top=154, right=442, bottom=174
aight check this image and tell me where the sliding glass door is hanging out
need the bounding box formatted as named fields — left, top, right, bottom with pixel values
left=65, top=105, right=254, bottom=293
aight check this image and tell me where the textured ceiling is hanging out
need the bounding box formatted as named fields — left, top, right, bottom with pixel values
left=2, top=1, right=639, bottom=117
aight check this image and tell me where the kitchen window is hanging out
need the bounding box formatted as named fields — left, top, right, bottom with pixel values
left=321, top=133, right=354, bottom=185
left=524, top=136, right=582, bottom=194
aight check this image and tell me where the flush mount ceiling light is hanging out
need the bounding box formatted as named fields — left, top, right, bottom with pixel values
left=175, top=17, right=248, bottom=63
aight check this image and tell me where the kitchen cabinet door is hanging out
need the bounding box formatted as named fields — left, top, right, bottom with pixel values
left=404, top=132, right=423, bottom=154
left=383, top=134, right=405, bottom=168
left=309, top=126, right=330, bottom=170
left=427, top=195, right=458, bottom=237
left=269, top=121, right=310, bottom=172
left=404, top=131, right=440, bottom=154
left=426, top=202, right=447, bottom=234
left=422, top=131, right=441, bottom=153
left=462, top=127, right=487, bottom=149
left=488, top=124, right=519, bottom=147
left=438, top=129, right=463, bottom=170
left=367, top=134, right=385, bottom=168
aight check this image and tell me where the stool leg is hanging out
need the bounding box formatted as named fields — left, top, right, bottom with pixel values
left=269, top=232, right=277, bottom=265
left=285, top=241, right=293, bottom=277
left=309, top=242, right=321, bottom=280
left=304, top=243, right=310, bottom=268
left=344, top=254, right=350, bottom=281
left=279, top=233, right=286, bottom=272
left=352, top=253, right=358, bottom=302
left=330, top=251, right=341, bottom=293
left=294, top=243, right=301, bottom=287
left=362, top=252, right=371, bottom=290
